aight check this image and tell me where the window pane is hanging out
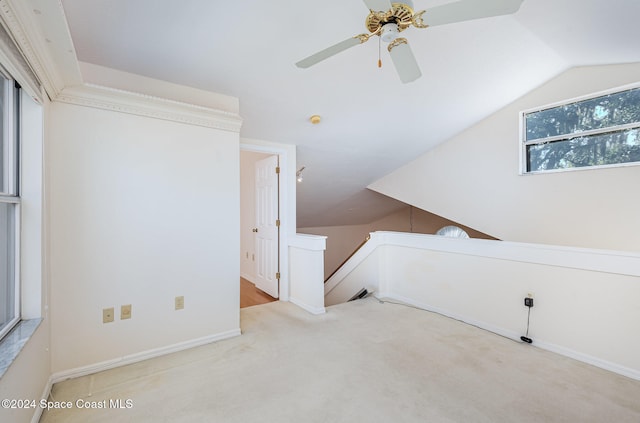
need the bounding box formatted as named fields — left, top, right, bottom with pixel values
left=526, top=128, right=640, bottom=172
left=525, top=88, right=640, bottom=141
left=0, top=202, right=16, bottom=333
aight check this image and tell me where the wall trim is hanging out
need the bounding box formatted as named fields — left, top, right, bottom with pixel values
left=289, top=233, right=327, bottom=251
left=55, top=84, right=243, bottom=133
left=534, top=338, right=640, bottom=382
left=30, top=377, right=52, bottom=423
left=375, top=231, right=640, bottom=277
left=289, top=297, right=326, bottom=315
left=0, top=4, right=42, bottom=101
left=50, top=329, right=241, bottom=383
left=0, top=0, right=79, bottom=98
left=328, top=231, right=640, bottom=300
left=378, top=292, right=640, bottom=381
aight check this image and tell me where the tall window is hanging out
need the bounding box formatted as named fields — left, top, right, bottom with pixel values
left=521, top=85, right=640, bottom=173
left=0, top=73, right=19, bottom=340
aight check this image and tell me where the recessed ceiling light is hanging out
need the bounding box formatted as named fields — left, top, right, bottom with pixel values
left=310, top=115, right=321, bottom=124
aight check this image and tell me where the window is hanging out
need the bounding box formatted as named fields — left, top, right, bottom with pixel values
left=521, top=85, right=640, bottom=173
left=0, top=73, right=19, bottom=340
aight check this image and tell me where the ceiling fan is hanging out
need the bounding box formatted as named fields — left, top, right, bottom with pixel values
left=296, top=0, right=524, bottom=83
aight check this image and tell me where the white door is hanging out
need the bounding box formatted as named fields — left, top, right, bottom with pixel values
left=254, top=155, right=279, bottom=298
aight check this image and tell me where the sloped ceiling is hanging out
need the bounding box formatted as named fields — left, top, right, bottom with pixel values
left=57, top=0, right=640, bottom=227
left=369, top=62, right=640, bottom=252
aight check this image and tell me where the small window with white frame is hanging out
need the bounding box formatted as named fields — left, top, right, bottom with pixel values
left=521, top=84, right=640, bottom=174
left=0, top=71, right=20, bottom=341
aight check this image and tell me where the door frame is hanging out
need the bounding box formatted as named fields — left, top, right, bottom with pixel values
left=240, top=142, right=291, bottom=301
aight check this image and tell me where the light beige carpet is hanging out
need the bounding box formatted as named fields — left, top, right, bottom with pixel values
left=40, top=297, right=640, bottom=422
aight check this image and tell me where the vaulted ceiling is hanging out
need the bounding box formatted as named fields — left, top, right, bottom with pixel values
left=58, top=0, right=640, bottom=227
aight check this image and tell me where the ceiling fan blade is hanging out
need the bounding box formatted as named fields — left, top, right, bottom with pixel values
left=362, top=0, right=393, bottom=12
left=387, top=38, right=421, bottom=84
left=423, top=0, right=524, bottom=27
left=296, top=35, right=370, bottom=68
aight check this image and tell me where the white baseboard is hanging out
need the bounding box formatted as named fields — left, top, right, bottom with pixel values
left=30, top=377, right=53, bottom=423
left=376, top=292, right=640, bottom=381
left=289, top=297, right=326, bottom=315
left=534, top=339, right=640, bottom=381
left=51, top=329, right=241, bottom=383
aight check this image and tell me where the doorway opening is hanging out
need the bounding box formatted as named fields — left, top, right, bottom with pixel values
left=240, top=143, right=290, bottom=308
left=240, top=277, right=277, bottom=308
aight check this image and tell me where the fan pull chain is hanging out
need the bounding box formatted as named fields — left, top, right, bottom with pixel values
left=378, top=36, right=382, bottom=68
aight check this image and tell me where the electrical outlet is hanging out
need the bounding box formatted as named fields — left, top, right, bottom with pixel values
left=121, top=304, right=132, bottom=320
left=175, top=296, right=184, bottom=310
left=103, top=307, right=114, bottom=323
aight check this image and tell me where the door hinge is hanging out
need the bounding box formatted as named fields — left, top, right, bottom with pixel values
left=276, top=272, right=281, bottom=280
left=275, top=219, right=280, bottom=227
left=275, top=166, right=280, bottom=174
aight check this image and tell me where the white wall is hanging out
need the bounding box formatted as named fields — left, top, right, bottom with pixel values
left=0, top=323, right=50, bottom=423
left=289, top=234, right=327, bottom=315
left=377, top=235, right=640, bottom=379
left=370, top=63, right=640, bottom=253
left=326, top=232, right=640, bottom=379
left=21, top=90, right=46, bottom=320
left=240, top=151, right=271, bottom=282
left=48, top=100, right=240, bottom=375
left=0, top=3, right=245, bottom=420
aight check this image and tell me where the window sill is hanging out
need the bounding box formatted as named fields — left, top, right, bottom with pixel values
left=0, top=318, right=42, bottom=379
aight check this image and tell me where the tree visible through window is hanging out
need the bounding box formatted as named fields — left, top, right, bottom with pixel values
left=522, top=86, right=640, bottom=173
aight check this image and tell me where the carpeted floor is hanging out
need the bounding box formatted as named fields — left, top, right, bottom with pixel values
left=40, top=297, right=640, bottom=422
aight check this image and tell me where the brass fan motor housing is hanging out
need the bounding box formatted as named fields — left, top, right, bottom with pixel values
left=365, top=3, right=418, bottom=34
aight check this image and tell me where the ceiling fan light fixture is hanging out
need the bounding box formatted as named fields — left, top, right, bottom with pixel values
left=388, top=38, right=421, bottom=83
left=296, top=0, right=525, bottom=83
left=380, top=22, right=400, bottom=43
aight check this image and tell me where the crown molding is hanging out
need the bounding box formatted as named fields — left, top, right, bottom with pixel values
left=0, top=8, right=41, bottom=101
left=56, top=83, right=243, bottom=133
left=0, top=0, right=242, bottom=132
left=0, top=0, right=78, bottom=98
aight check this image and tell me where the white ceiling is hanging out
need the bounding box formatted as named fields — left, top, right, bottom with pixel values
left=58, top=0, right=640, bottom=227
